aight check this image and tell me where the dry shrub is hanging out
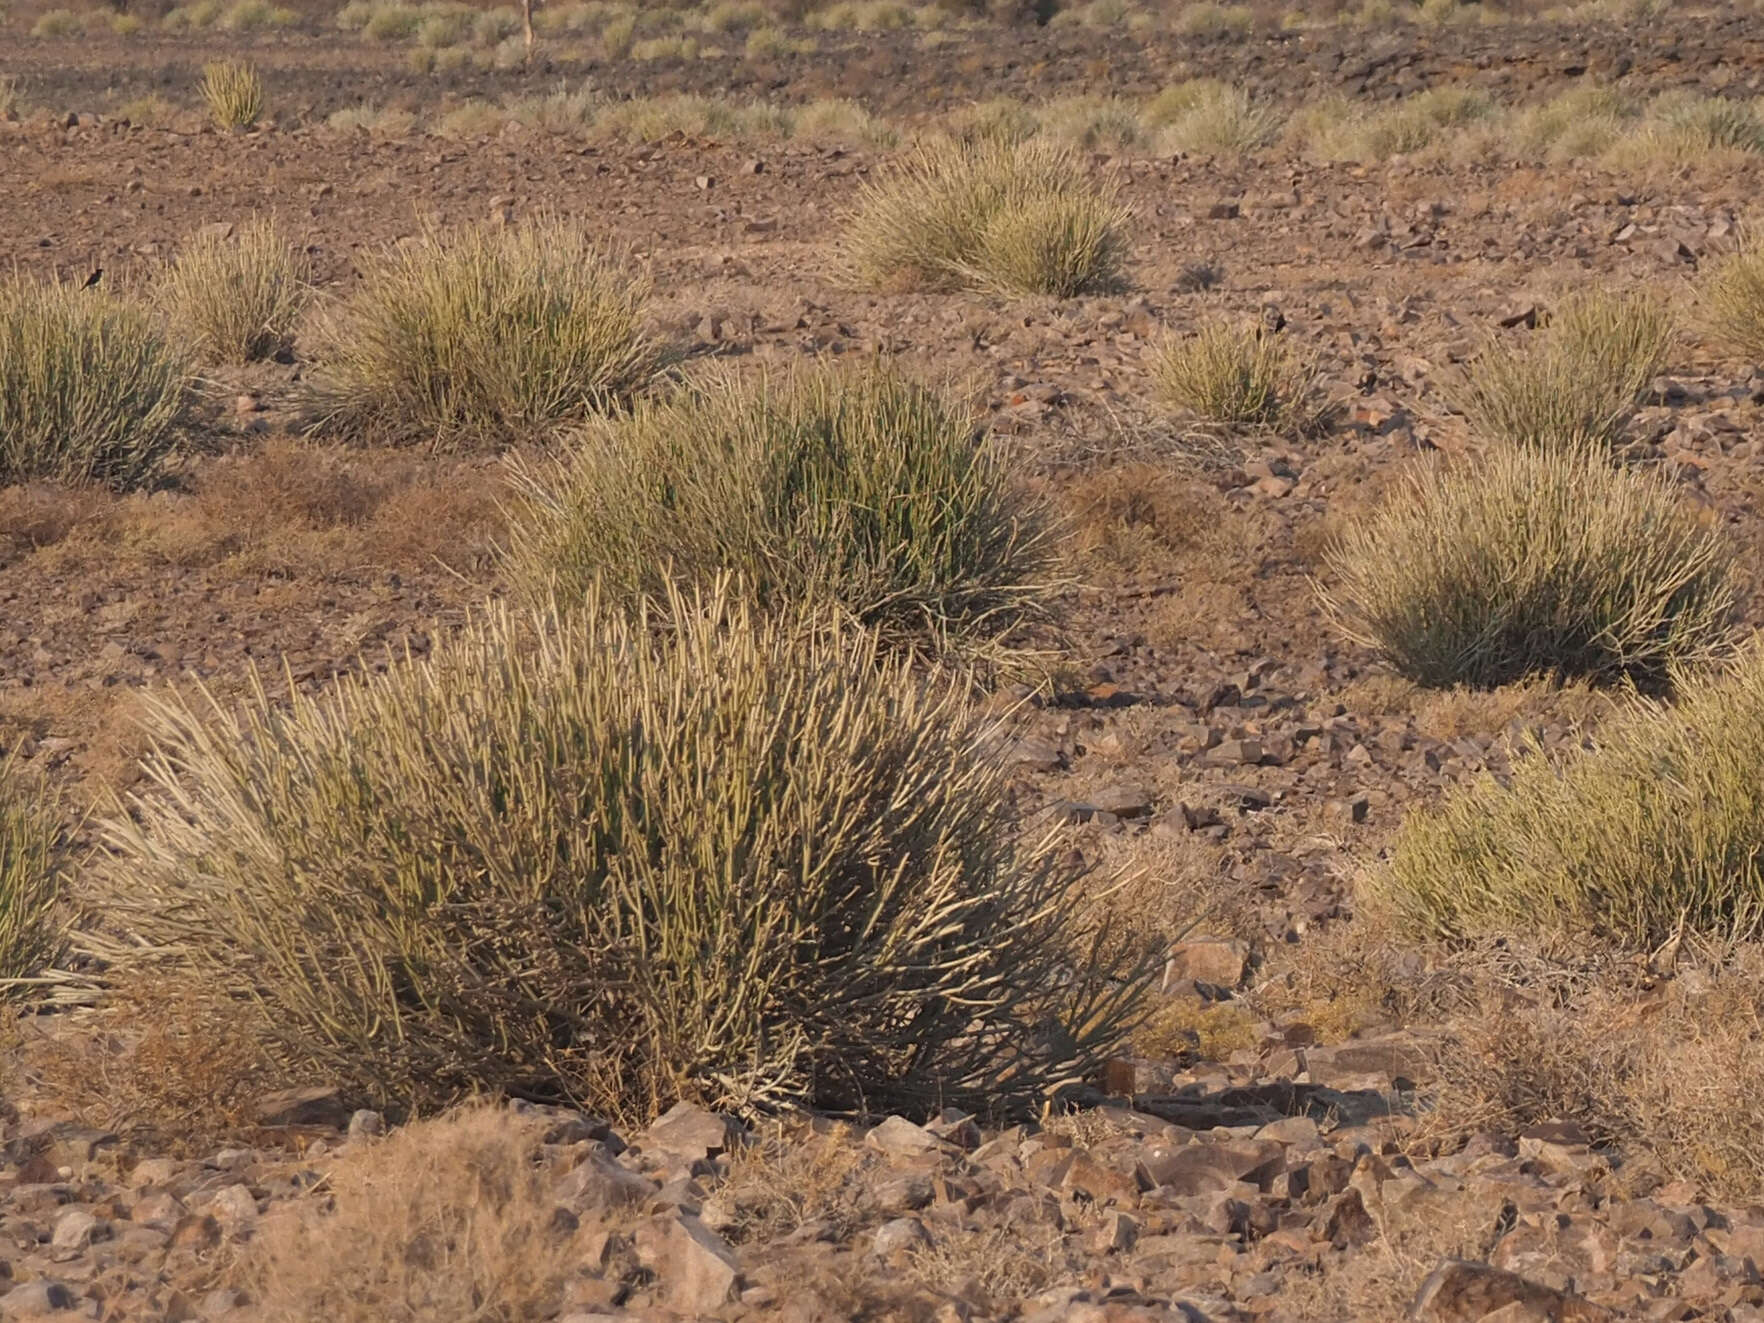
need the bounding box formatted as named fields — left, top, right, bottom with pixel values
left=0, top=761, right=65, bottom=989
left=1430, top=951, right=1764, bottom=1201
left=1148, top=79, right=1280, bottom=153
left=1320, top=444, right=1738, bottom=690
left=102, top=585, right=1148, bottom=1120
left=839, top=137, right=1130, bottom=297
left=1457, top=288, right=1673, bottom=451
left=199, top=59, right=264, bottom=130
left=302, top=218, right=660, bottom=450
left=159, top=217, right=310, bottom=364
left=0, top=278, right=190, bottom=488
left=1373, top=645, right=1764, bottom=949
left=1134, top=997, right=1260, bottom=1060
left=714, top=1123, right=882, bottom=1244
left=1152, top=320, right=1322, bottom=430
left=247, top=1105, right=591, bottom=1322
left=1702, top=241, right=1764, bottom=362
left=505, top=362, right=1057, bottom=657
left=1297, top=86, right=1494, bottom=162
left=20, top=971, right=275, bottom=1151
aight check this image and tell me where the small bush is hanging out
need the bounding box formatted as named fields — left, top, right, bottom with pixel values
left=840, top=137, right=1130, bottom=296
left=0, top=279, right=190, bottom=488
left=1374, top=645, right=1764, bottom=948
left=0, top=76, right=20, bottom=119
left=1152, top=320, right=1320, bottom=429
left=162, top=0, right=223, bottom=28
left=1150, top=80, right=1280, bottom=153
left=416, top=7, right=470, bottom=44
left=31, top=8, right=82, bottom=36
left=159, top=217, right=310, bottom=364
left=0, top=764, right=66, bottom=990
left=362, top=2, right=421, bottom=37
left=472, top=4, right=520, bottom=42
left=1038, top=95, right=1148, bottom=153
left=199, top=59, right=265, bottom=130
left=104, top=586, right=1145, bottom=1118
left=1301, top=86, right=1494, bottom=161
left=249, top=1107, right=593, bottom=1322
left=1319, top=444, right=1738, bottom=690
left=504, top=362, right=1056, bottom=653
left=1174, top=1, right=1254, bottom=33
left=1703, top=243, right=1764, bottom=362
left=792, top=97, right=897, bottom=147
left=302, top=219, right=658, bottom=449
left=220, top=0, right=295, bottom=29
left=1458, top=288, right=1672, bottom=451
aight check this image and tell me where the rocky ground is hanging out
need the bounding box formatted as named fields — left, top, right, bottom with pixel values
left=4, top=6, right=1764, bottom=1320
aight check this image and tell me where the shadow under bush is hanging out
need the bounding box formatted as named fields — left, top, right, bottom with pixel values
left=102, top=586, right=1147, bottom=1120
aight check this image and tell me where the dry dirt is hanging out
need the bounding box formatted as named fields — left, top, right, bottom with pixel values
left=4, top=7, right=1764, bottom=1322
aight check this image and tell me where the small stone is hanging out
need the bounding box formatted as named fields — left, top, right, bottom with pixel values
left=865, top=1115, right=949, bottom=1158
left=1207, top=200, right=1240, bottom=220
left=0, top=1280, right=77, bottom=1317
left=346, top=1110, right=385, bottom=1142
left=1408, top=1259, right=1614, bottom=1322
left=50, top=1209, right=100, bottom=1250
left=1091, top=785, right=1155, bottom=819
left=127, top=1157, right=181, bottom=1190
left=871, top=1216, right=931, bottom=1256
left=1210, top=739, right=1265, bottom=766
left=1095, top=1210, right=1139, bottom=1253
left=252, top=1087, right=349, bottom=1128
left=1163, top=938, right=1249, bottom=989
left=206, top=1184, right=258, bottom=1237
left=642, top=1102, right=743, bottom=1163
left=638, top=1214, right=741, bottom=1315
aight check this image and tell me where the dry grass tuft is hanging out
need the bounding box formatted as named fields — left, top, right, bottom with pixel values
left=158, top=217, right=310, bottom=364
left=1702, top=241, right=1764, bottom=362
left=0, top=762, right=66, bottom=990
left=1373, top=644, right=1764, bottom=948
left=839, top=137, right=1130, bottom=297
left=1457, top=288, right=1672, bottom=451
left=198, top=59, right=265, bottom=130
left=301, top=218, right=659, bottom=450
left=247, top=1106, right=593, bottom=1323
left=1151, top=321, right=1322, bottom=430
left=0, top=278, right=190, bottom=489
left=505, top=361, right=1058, bottom=658
left=102, top=584, right=1147, bottom=1120
left=1320, top=444, right=1738, bottom=691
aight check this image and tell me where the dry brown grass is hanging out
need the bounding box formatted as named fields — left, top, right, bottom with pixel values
left=714, top=1122, right=883, bottom=1245
left=1133, top=996, right=1261, bottom=1060
left=247, top=1105, right=601, bottom=1323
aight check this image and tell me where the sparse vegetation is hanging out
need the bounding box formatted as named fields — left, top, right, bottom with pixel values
left=504, top=362, right=1057, bottom=654
left=199, top=58, right=265, bottom=130
left=1152, top=320, right=1320, bottom=429
left=1320, top=443, right=1739, bottom=690
left=0, top=278, right=190, bottom=488
left=104, top=585, right=1146, bottom=1118
left=1374, top=643, right=1764, bottom=948
left=840, top=137, right=1130, bottom=296
left=158, top=217, right=310, bottom=364
left=300, top=218, right=659, bottom=449
left=1457, top=288, right=1673, bottom=451
left=1703, top=242, right=1764, bottom=362
left=30, top=7, right=82, bottom=36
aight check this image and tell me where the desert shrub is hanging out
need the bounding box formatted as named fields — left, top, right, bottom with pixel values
left=159, top=217, right=310, bottom=364
left=300, top=218, right=658, bottom=450
left=249, top=1107, right=594, bottom=1322
left=30, top=7, right=82, bottom=35
left=0, top=76, right=20, bottom=119
left=601, top=11, right=635, bottom=54
left=1507, top=83, right=1638, bottom=161
left=1152, top=320, right=1319, bottom=429
left=951, top=97, right=1040, bottom=146
left=220, top=0, right=296, bottom=29
left=103, top=585, right=1145, bottom=1118
left=1301, top=86, right=1493, bottom=161
left=0, top=279, right=190, bottom=488
left=840, top=137, right=1130, bottom=296
left=162, top=0, right=223, bottom=28
left=1703, top=243, right=1764, bottom=361
left=591, top=94, right=789, bottom=142
left=504, top=362, right=1056, bottom=654
left=1174, top=1, right=1254, bottom=33
left=792, top=97, right=897, bottom=146
left=1037, top=95, right=1147, bottom=153
left=1635, top=91, right=1764, bottom=155
left=705, top=0, right=768, bottom=28
left=1149, top=80, right=1280, bottom=153
left=416, top=6, right=470, bottom=45
left=199, top=59, right=264, bottom=130
left=1458, top=288, right=1672, bottom=451
left=1320, top=444, right=1738, bottom=690
left=1374, top=646, right=1764, bottom=948
left=0, top=764, right=65, bottom=989
left=362, top=2, right=421, bottom=37
left=472, top=3, right=520, bottom=42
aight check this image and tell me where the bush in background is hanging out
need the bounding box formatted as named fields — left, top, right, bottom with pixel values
left=1320, top=444, right=1738, bottom=690
left=199, top=59, right=265, bottom=130
left=159, top=217, right=310, bottom=364
left=504, top=362, right=1056, bottom=656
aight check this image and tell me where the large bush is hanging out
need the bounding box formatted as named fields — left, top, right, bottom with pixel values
left=1457, top=288, right=1672, bottom=451
left=301, top=219, right=660, bottom=450
left=104, top=587, right=1144, bottom=1119
left=839, top=137, right=1129, bottom=297
left=504, top=362, right=1057, bottom=655
left=1319, top=443, right=1738, bottom=690
left=0, top=279, right=190, bottom=488
left=1373, top=645, right=1764, bottom=949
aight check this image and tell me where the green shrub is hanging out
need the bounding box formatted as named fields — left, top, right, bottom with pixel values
left=31, top=7, right=82, bottom=35
left=504, top=362, right=1056, bottom=654
left=840, top=137, right=1130, bottom=296
left=0, top=279, right=190, bottom=488
left=1458, top=288, right=1672, bottom=451
left=199, top=58, right=265, bottom=130
left=0, top=765, right=66, bottom=990
left=102, top=585, right=1147, bottom=1118
left=1374, top=645, right=1764, bottom=948
left=1319, top=444, right=1738, bottom=690
left=301, top=219, right=658, bottom=450
left=1703, top=243, right=1764, bottom=362
left=159, top=217, right=310, bottom=364
left=1152, top=320, right=1319, bottom=428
